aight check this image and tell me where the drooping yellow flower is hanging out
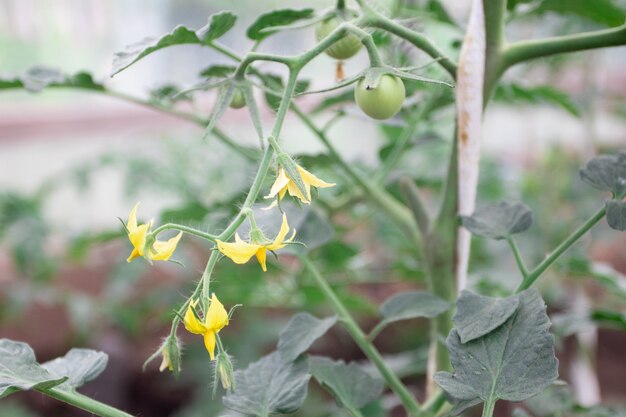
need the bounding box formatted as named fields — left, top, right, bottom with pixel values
left=265, top=165, right=335, bottom=204
left=183, top=294, right=229, bottom=360
left=125, top=203, right=182, bottom=262
left=216, top=213, right=295, bottom=272
left=159, top=349, right=174, bottom=372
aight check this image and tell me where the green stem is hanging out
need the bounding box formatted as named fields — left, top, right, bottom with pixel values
left=38, top=387, right=133, bottom=417
left=515, top=206, right=606, bottom=293
left=482, top=0, right=507, bottom=101
left=481, top=400, right=496, bottom=417
left=300, top=255, right=423, bottom=417
left=421, top=389, right=447, bottom=415
left=506, top=235, right=528, bottom=277
left=366, top=320, right=388, bottom=342
left=151, top=223, right=218, bottom=242
left=364, top=15, right=457, bottom=78
left=502, top=24, right=626, bottom=71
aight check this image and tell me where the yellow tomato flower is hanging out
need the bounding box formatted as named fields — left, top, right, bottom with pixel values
left=265, top=165, right=334, bottom=204
left=125, top=203, right=182, bottom=262
left=183, top=294, right=229, bottom=360
left=159, top=349, right=174, bottom=372
left=216, top=213, right=295, bottom=272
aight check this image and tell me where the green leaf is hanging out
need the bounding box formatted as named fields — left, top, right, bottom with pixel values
left=199, top=64, right=236, bottom=78
left=494, top=83, right=581, bottom=117
left=278, top=313, right=337, bottom=362
left=434, top=289, right=558, bottom=415
left=247, top=8, right=315, bottom=40
left=197, top=11, right=237, bottom=42
left=606, top=200, right=626, bottom=231
left=222, top=352, right=310, bottom=417
left=149, top=84, right=192, bottom=105
left=591, top=309, right=626, bottom=331
left=0, top=339, right=68, bottom=398
left=42, top=349, right=108, bottom=391
left=1, top=68, right=104, bottom=93
left=202, top=82, right=236, bottom=138
left=534, top=0, right=626, bottom=27
left=310, top=356, right=383, bottom=411
left=453, top=290, right=520, bottom=343
left=580, top=152, right=626, bottom=198
left=380, top=291, right=450, bottom=324
left=262, top=74, right=310, bottom=111
left=461, top=200, right=533, bottom=240
left=512, top=409, right=533, bottom=417
left=111, top=12, right=236, bottom=76
left=525, top=385, right=575, bottom=416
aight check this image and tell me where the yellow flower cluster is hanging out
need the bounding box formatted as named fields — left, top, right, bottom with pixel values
left=125, top=203, right=181, bottom=263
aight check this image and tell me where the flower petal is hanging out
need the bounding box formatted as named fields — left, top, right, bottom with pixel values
left=150, top=232, right=183, bottom=261
left=255, top=248, right=268, bottom=272
left=204, top=331, right=217, bottom=360
left=205, top=293, right=229, bottom=332
left=183, top=300, right=206, bottom=335
left=217, top=238, right=262, bottom=265
left=266, top=213, right=292, bottom=250
left=265, top=168, right=290, bottom=200
left=128, top=223, right=150, bottom=258
left=126, top=247, right=141, bottom=263
left=298, top=166, right=335, bottom=188
left=286, top=179, right=310, bottom=203
left=127, top=202, right=140, bottom=232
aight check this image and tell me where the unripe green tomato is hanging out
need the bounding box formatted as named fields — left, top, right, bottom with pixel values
left=315, top=17, right=362, bottom=60
left=229, top=89, right=246, bottom=109
left=355, top=75, right=406, bottom=120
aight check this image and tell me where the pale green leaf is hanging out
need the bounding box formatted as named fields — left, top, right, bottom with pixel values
left=606, top=200, right=626, bottom=231
left=1, top=68, right=104, bottom=93
left=310, top=356, right=383, bottom=411
left=494, top=83, right=581, bottom=117
left=453, top=290, right=520, bottom=343
left=434, top=289, right=558, bottom=415
left=222, top=352, right=310, bottom=417
left=111, top=12, right=236, bottom=76
left=278, top=313, right=337, bottom=362
left=200, top=64, right=236, bottom=79
left=203, top=82, right=236, bottom=139
left=247, top=9, right=314, bottom=40
left=42, top=349, right=108, bottom=391
left=580, top=152, right=626, bottom=198
left=461, top=200, right=533, bottom=240
left=380, top=291, right=450, bottom=324
left=534, top=0, right=626, bottom=27
left=0, top=339, right=67, bottom=398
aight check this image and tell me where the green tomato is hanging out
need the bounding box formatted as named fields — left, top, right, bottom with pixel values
left=315, top=17, right=362, bottom=60
left=355, top=75, right=406, bottom=120
left=229, top=89, right=246, bottom=109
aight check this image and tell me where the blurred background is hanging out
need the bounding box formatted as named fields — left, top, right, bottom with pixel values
left=0, top=0, right=625, bottom=416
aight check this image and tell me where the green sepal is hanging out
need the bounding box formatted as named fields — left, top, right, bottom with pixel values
left=277, top=153, right=309, bottom=202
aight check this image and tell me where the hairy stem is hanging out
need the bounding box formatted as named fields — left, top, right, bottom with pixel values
left=300, top=255, right=423, bottom=416
left=38, top=387, right=133, bottom=417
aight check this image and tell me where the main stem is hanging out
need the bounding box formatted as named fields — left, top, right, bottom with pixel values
left=300, top=255, right=423, bottom=417
left=39, top=387, right=133, bottom=417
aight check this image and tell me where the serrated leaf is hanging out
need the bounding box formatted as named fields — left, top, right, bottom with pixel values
left=580, top=152, right=626, bottom=197
left=42, top=349, right=108, bottom=391
left=278, top=313, right=337, bottom=362
left=111, top=12, right=236, bottom=76
left=222, top=352, right=310, bottom=417
left=310, top=356, right=383, bottom=411
left=1, top=68, right=105, bottom=93
left=606, top=200, right=626, bottom=231
left=197, top=11, right=237, bottom=42
left=200, top=64, right=236, bottom=78
left=380, top=291, right=450, bottom=324
left=0, top=339, right=68, bottom=398
left=453, top=290, right=520, bottom=343
left=494, top=83, right=581, bottom=117
left=434, top=289, right=558, bottom=416
left=534, top=0, right=626, bottom=27
left=461, top=200, right=533, bottom=240
left=247, top=8, right=315, bottom=40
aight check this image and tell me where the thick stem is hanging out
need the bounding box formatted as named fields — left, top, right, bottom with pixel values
left=38, top=388, right=133, bottom=417
left=481, top=400, right=496, bottom=417
left=515, top=206, right=606, bottom=293
left=502, top=24, right=626, bottom=71
left=482, top=0, right=507, bottom=102
left=300, top=255, right=423, bottom=417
